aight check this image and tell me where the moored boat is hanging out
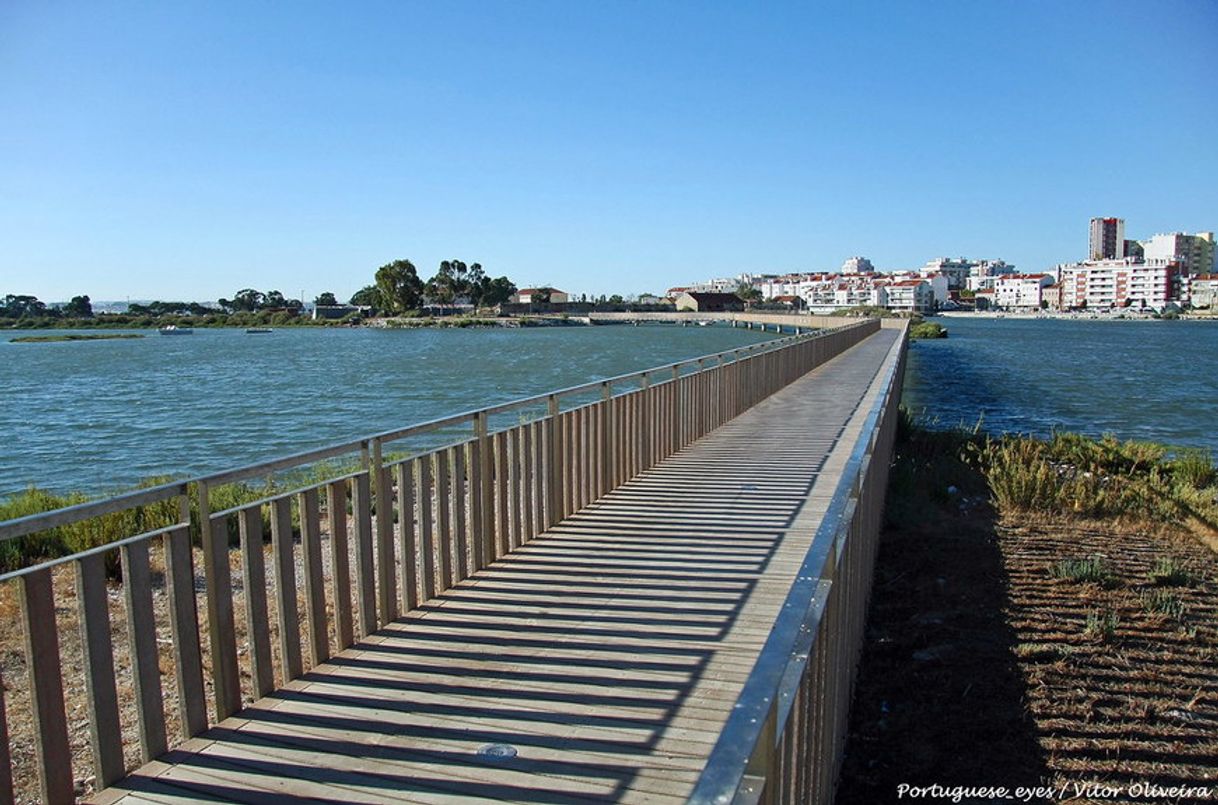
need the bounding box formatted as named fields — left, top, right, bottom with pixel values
left=158, top=325, right=193, bottom=335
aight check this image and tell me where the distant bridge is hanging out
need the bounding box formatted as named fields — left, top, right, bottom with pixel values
left=0, top=318, right=905, bottom=804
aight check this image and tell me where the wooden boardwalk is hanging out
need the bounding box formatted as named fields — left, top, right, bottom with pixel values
left=91, top=329, right=901, bottom=805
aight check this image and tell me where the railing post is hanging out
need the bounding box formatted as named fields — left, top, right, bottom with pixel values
left=546, top=394, right=560, bottom=529
left=600, top=381, right=611, bottom=497
left=474, top=411, right=493, bottom=570
left=196, top=480, right=241, bottom=721
left=370, top=437, right=397, bottom=625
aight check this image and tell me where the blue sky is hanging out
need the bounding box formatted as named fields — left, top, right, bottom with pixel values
left=1, top=1, right=1215, bottom=303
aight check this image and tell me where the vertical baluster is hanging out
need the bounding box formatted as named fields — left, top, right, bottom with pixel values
left=520, top=424, right=535, bottom=542
left=0, top=667, right=12, bottom=805
left=535, top=421, right=550, bottom=533
left=122, top=540, right=167, bottom=761
left=164, top=517, right=206, bottom=739
left=352, top=472, right=377, bottom=636
left=271, top=497, right=303, bottom=680
left=416, top=456, right=436, bottom=601
left=397, top=461, right=418, bottom=611
left=239, top=507, right=274, bottom=699
left=435, top=450, right=452, bottom=590
left=494, top=431, right=509, bottom=559
left=19, top=569, right=72, bottom=804
left=326, top=479, right=355, bottom=650
left=453, top=445, right=469, bottom=581
left=508, top=427, right=523, bottom=549
left=470, top=418, right=486, bottom=572
left=372, top=441, right=397, bottom=626
left=75, top=552, right=124, bottom=788
left=199, top=483, right=240, bottom=721
left=300, top=488, right=329, bottom=665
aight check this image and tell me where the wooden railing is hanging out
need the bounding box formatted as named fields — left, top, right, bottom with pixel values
left=0, top=319, right=879, bottom=803
left=689, top=322, right=907, bottom=804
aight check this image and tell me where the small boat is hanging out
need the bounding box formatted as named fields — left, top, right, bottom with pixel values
left=245, top=328, right=273, bottom=334
left=158, top=325, right=193, bottom=335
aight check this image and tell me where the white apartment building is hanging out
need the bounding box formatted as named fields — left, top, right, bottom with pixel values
left=1188, top=275, right=1217, bottom=308
left=993, top=274, right=1054, bottom=310
left=1059, top=258, right=1182, bottom=311
left=884, top=279, right=934, bottom=313
left=1141, top=232, right=1216, bottom=275
left=840, top=257, right=875, bottom=273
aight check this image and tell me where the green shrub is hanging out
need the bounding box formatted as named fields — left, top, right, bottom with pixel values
left=1148, top=556, right=1198, bottom=587
left=1050, top=556, right=1115, bottom=586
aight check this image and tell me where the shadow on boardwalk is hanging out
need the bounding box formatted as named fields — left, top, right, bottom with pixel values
left=107, top=442, right=836, bottom=803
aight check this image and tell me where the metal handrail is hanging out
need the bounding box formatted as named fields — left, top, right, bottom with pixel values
left=0, top=322, right=871, bottom=544
left=688, top=324, right=906, bottom=804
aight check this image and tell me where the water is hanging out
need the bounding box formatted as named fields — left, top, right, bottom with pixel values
left=903, top=316, right=1218, bottom=451
left=0, top=324, right=777, bottom=497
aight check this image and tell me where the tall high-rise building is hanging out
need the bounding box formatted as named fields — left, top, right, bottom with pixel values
left=1141, top=232, right=1216, bottom=275
left=1089, top=217, right=1125, bottom=260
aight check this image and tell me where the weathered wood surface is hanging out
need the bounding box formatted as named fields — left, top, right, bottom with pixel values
left=92, top=329, right=899, bottom=805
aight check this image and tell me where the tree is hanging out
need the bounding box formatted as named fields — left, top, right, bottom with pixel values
left=736, top=283, right=763, bottom=306
left=221, top=288, right=266, bottom=312
left=1, top=294, right=48, bottom=318
left=315, top=292, right=338, bottom=307
left=424, top=261, right=458, bottom=307
left=375, top=259, right=424, bottom=314
left=264, top=290, right=288, bottom=309
left=532, top=287, right=554, bottom=304
left=608, top=294, right=624, bottom=305
left=350, top=285, right=382, bottom=309
left=64, top=295, right=93, bottom=318
left=479, top=276, right=517, bottom=308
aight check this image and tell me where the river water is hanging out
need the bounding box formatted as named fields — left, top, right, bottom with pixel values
left=0, top=324, right=776, bottom=497
left=903, top=316, right=1218, bottom=451
left=5, top=318, right=1214, bottom=499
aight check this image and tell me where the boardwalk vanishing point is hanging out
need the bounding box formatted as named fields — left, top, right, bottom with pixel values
left=0, top=317, right=906, bottom=804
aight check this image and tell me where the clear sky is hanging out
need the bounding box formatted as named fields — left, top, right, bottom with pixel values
left=1, top=1, right=1215, bottom=304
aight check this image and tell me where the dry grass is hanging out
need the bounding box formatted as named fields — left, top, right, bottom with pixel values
left=839, top=420, right=1218, bottom=804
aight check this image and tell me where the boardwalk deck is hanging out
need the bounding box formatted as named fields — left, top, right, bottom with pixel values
left=92, top=329, right=902, bottom=805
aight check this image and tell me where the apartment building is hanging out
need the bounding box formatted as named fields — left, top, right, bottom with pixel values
left=1089, top=217, right=1125, bottom=260
left=1141, top=232, right=1216, bottom=275
left=1059, top=258, right=1182, bottom=310
left=993, top=274, right=1055, bottom=310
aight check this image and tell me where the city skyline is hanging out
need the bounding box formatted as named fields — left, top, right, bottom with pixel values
left=2, top=1, right=1216, bottom=302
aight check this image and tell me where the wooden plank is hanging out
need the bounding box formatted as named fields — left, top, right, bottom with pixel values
left=471, top=417, right=487, bottom=572
left=521, top=422, right=535, bottom=542
left=75, top=551, right=125, bottom=789
left=508, top=427, right=522, bottom=550
left=533, top=420, right=547, bottom=533
left=415, top=456, right=436, bottom=601
left=352, top=472, right=377, bottom=637
left=164, top=523, right=207, bottom=739
left=396, top=461, right=418, bottom=612
left=452, top=444, right=469, bottom=581
left=239, top=507, right=274, bottom=699
left=435, top=450, right=453, bottom=591
left=374, top=452, right=398, bottom=627
left=494, top=431, right=509, bottom=561
left=299, top=487, right=329, bottom=665
left=270, top=497, right=303, bottom=681
left=19, top=569, right=73, bottom=804
left=326, top=480, right=355, bottom=651
left=122, top=540, right=168, bottom=763
left=479, top=419, right=495, bottom=569
left=199, top=484, right=241, bottom=721
left=0, top=668, right=12, bottom=805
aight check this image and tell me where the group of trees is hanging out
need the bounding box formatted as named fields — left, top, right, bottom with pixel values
left=2, top=293, right=92, bottom=319
left=338, top=259, right=518, bottom=316
left=217, top=288, right=303, bottom=313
